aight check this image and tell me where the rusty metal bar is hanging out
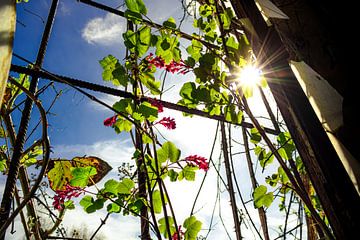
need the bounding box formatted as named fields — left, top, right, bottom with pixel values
left=10, top=64, right=280, bottom=135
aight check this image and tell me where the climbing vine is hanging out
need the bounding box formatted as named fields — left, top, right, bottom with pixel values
left=0, top=0, right=334, bottom=239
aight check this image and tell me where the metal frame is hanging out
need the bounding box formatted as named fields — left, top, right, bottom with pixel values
left=2, top=0, right=359, bottom=239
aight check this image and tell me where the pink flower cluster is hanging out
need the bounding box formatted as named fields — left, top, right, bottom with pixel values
left=53, top=185, right=83, bottom=210
left=156, top=117, right=176, bottom=130
left=148, top=98, right=164, bottom=113
left=185, top=155, right=209, bottom=171
left=172, top=225, right=184, bottom=240
left=146, top=53, right=190, bottom=74
left=104, top=115, right=117, bottom=127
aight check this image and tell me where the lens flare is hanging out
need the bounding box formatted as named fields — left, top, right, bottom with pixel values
left=238, top=65, right=262, bottom=86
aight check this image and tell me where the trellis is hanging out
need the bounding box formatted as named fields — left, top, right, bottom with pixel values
left=1, top=0, right=359, bottom=239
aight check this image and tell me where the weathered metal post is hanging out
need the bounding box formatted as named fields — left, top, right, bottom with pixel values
left=229, top=0, right=360, bottom=238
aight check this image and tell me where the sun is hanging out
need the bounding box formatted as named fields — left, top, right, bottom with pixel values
left=237, top=65, right=262, bottom=87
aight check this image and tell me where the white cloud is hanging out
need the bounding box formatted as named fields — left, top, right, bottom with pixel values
left=59, top=2, right=71, bottom=16
left=60, top=208, right=139, bottom=240
left=82, top=13, right=125, bottom=45
left=53, top=139, right=133, bottom=167
left=88, top=94, right=121, bottom=111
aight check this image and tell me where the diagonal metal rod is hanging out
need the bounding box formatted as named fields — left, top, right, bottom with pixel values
left=10, top=64, right=280, bottom=135
left=0, top=0, right=59, bottom=237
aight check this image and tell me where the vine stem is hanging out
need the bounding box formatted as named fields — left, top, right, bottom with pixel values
left=14, top=189, right=31, bottom=240
left=0, top=106, right=42, bottom=240
left=0, top=78, right=51, bottom=237
left=89, top=213, right=110, bottom=240
left=220, top=121, right=242, bottom=240
left=241, top=96, right=334, bottom=240
left=241, top=127, right=269, bottom=240
left=130, top=39, right=152, bottom=240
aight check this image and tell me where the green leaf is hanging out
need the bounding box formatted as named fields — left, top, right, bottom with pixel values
left=21, top=145, right=43, bottom=167
left=70, top=166, right=97, bottom=187
left=199, top=53, right=215, bottom=68
left=152, top=190, right=163, bottom=214
left=47, top=161, right=73, bottom=191
left=162, top=141, right=181, bottom=163
left=265, top=174, right=279, bottom=187
left=155, top=35, right=181, bottom=64
left=118, top=178, right=135, bottom=194
left=104, top=179, right=120, bottom=195
left=80, top=196, right=105, bottom=213
left=142, top=133, right=153, bottom=144
left=0, top=128, right=5, bottom=138
left=113, top=99, right=134, bottom=115
left=277, top=132, right=296, bottom=160
left=278, top=148, right=290, bottom=160
left=158, top=217, right=176, bottom=237
left=183, top=216, right=202, bottom=240
left=242, top=85, right=254, bottom=98
left=168, top=169, right=178, bottom=182
left=125, top=0, right=147, bottom=14
left=80, top=196, right=93, bottom=209
left=138, top=102, right=158, bottom=121
left=278, top=167, right=289, bottom=184
left=253, top=185, right=274, bottom=208
left=185, top=57, right=196, bottom=68
left=64, top=200, right=75, bottom=210
left=99, top=55, right=128, bottom=87
left=0, top=160, right=6, bottom=172
left=199, top=4, right=214, bottom=17
left=112, top=64, right=128, bottom=87
left=220, top=8, right=234, bottom=30
left=128, top=198, right=145, bottom=215
left=163, top=17, right=176, bottom=29
left=250, top=128, right=261, bottom=144
left=142, top=78, right=161, bottom=95
left=123, top=30, right=137, bottom=49
left=137, top=25, right=151, bottom=57
left=124, top=9, right=143, bottom=24
left=114, top=118, right=133, bottom=133
left=224, top=104, right=242, bottom=124
left=260, top=151, right=274, bottom=168
left=226, top=36, right=239, bottom=50
left=180, top=82, right=196, bottom=100
left=107, top=202, right=121, bottom=213
left=194, top=86, right=211, bottom=103
left=156, top=148, right=167, bottom=164
left=178, top=165, right=197, bottom=181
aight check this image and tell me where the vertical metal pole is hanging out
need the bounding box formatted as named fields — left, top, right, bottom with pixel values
left=0, top=0, right=59, bottom=237
left=229, top=0, right=360, bottom=238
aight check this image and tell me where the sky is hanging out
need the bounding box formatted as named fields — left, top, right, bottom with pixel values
left=1, top=0, right=302, bottom=239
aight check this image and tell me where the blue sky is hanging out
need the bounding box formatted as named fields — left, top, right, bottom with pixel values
left=3, top=0, right=301, bottom=239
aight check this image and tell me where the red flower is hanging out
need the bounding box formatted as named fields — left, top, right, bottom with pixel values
left=172, top=225, right=184, bottom=240
left=156, top=117, right=176, bottom=130
left=185, top=155, right=209, bottom=171
left=104, top=115, right=117, bottom=127
left=52, top=185, right=83, bottom=210
left=148, top=98, right=164, bottom=113
left=145, top=54, right=190, bottom=74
